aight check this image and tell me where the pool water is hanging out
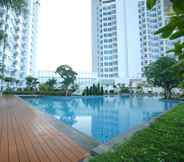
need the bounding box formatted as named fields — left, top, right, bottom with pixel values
left=22, top=96, right=180, bottom=143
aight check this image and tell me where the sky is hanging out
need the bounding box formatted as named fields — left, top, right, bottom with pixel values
left=37, top=0, right=92, bottom=72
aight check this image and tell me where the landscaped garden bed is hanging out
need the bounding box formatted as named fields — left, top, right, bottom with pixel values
left=89, top=104, right=184, bottom=162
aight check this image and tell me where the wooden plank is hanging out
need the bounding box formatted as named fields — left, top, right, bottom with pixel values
left=17, top=98, right=89, bottom=161
left=12, top=111, right=41, bottom=162
left=0, top=106, right=9, bottom=162
left=11, top=111, right=31, bottom=162
left=31, top=108, right=89, bottom=157
left=15, top=110, right=62, bottom=162
left=18, top=103, right=73, bottom=162
left=36, top=118, right=88, bottom=160
left=0, top=96, right=89, bottom=162
left=0, top=102, right=4, bottom=157
left=7, top=111, right=19, bottom=162
left=34, top=122, right=77, bottom=162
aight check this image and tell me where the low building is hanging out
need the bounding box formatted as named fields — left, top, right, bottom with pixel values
left=37, top=70, right=98, bottom=89
left=37, top=71, right=61, bottom=84
left=76, top=72, right=98, bottom=89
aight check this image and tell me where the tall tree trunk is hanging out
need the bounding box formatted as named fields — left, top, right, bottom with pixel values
left=65, top=89, right=68, bottom=96
left=7, top=82, right=10, bottom=91
left=164, top=85, right=172, bottom=99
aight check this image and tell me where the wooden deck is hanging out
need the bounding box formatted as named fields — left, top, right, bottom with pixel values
left=0, top=96, right=89, bottom=162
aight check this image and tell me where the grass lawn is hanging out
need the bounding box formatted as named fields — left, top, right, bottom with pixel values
left=89, top=104, right=184, bottom=162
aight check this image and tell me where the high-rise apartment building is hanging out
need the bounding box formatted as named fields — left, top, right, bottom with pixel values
left=26, top=0, right=40, bottom=77
left=0, top=8, right=17, bottom=78
left=0, top=0, right=40, bottom=88
left=92, top=0, right=141, bottom=85
left=138, top=0, right=177, bottom=76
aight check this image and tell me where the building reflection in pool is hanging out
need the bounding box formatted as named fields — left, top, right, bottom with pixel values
left=23, top=96, right=180, bottom=143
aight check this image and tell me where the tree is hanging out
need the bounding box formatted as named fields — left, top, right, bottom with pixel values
left=136, top=84, right=144, bottom=95
left=119, top=84, right=129, bottom=94
left=82, top=84, right=105, bottom=96
left=56, top=65, right=77, bottom=96
left=0, top=63, right=5, bottom=92
left=70, top=84, right=79, bottom=93
left=15, top=79, right=20, bottom=89
left=146, top=0, right=184, bottom=54
left=89, top=86, right=93, bottom=96
left=97, top=83, right=101, bottom=95
left=25, top=76, right=39, bottom=91
left=92, top=84, right=96, bottom=95
left=144, top=57, right=180, bottom=99
left=46, top=78, right=57, bottom=90
left=39, top=78, right=57, bottom=92
left=86, top=86, right=89, bottom=96
left=146, top=0, right=184, bottom=86
left=39, top=83, right=49, bottom=92
left=100, top=86, right=104, bottom=95
left=4, top=77, right=15, bottom=90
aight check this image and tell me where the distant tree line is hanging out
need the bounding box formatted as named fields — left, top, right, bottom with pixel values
left=2, top=64, right=78, bottom=96
left=82, top=83, right=104, bottom=96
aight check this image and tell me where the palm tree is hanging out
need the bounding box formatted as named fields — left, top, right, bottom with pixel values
left=0, top=0, right=25, bottom=95
left=25, top=76, right=39, bottom=92
left=4, top=77, right=15, bottom=90
left=15, top=79, right=20, bottom=89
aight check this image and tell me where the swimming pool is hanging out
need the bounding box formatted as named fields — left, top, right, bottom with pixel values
left=22, top=96, right=180, bottom=143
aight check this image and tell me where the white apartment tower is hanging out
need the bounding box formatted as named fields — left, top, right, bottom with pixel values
left=0, top=0, right=40, bottom=88
left=92, top=0, right=141, bottom=85
left=25, top=0, right=40, bottom=77
left=0, top=8, right=18, bottom=79
left=138, top=0, right=176, bottom=76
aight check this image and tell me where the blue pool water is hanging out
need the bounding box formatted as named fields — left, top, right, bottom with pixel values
left=22, top=96, right=180, bottom=143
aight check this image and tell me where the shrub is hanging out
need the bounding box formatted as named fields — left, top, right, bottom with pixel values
left=82, top=84, right=104, bottom=96
left=119, top=85, right=129, bottom=93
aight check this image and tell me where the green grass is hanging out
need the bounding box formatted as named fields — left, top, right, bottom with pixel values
left=90, top=104, right=184, bottom=162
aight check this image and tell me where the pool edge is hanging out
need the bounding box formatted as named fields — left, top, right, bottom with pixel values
left=89, top=102, right=182, bottom=157
left=16, top=96, right=100, bottom=152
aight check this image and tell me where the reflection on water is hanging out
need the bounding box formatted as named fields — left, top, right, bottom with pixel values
left=22, top=96, right=180, bottom=143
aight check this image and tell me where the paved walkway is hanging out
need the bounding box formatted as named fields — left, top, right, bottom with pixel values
left=0, top=96, right=89, bottom=162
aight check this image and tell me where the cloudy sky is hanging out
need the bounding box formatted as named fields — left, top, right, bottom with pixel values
left=37, top=0, right=92, bottom=72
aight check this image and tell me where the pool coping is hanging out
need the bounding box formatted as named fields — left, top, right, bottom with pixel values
left=17, top=96, right=100, bottom=152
